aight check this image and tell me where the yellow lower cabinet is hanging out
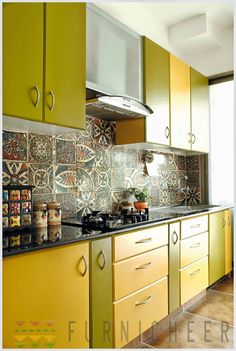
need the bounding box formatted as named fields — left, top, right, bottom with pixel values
left=180, top=256, right=208, bottom=305
left=113, top=246, right=168, bottom=300
left=113, top=277, right=168, bottom=348
left=181, top=215, right=208, bottom=239
left=225, top=209, right=233, bottom=275
left=180, top=232, right=208, bottom=268
left=3, top=242, right=89, bottom=349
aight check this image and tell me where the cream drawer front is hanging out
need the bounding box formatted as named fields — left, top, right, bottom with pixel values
left=180, top=232, right=208, bottom=268
left=114, top=246, right=168, bottom=300
left=181, top=215, right=208, bottom=239
left=113, top=277, right=168, bottom=348
left=113, top=225, right=168, bottom=262
left=180, top=257, right=208, bottom=305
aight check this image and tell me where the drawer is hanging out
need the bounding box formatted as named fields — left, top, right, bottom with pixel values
left=113, top=277, right=168, bottom=348
left=114, top=246, right=168, bottom=300
left=113, top=224, right=168, bottom=262
left=181, top=215, right=208, bottom=239
left=180, top=232, right=208, bottom=268
left=180, top=256, right=208, bottom=305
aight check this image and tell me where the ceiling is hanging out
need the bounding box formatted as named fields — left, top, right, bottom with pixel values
left=95, top=2, right=234, bottom=77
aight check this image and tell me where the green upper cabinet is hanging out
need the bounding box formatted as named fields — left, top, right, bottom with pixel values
left=3, top=3, right=86, bottom=130
left=3, top=3, right=44, bottom=121
left=209, top=211, right=225, bottom=285
left=191, top=68, right=209, bottom=152
left=44, top=3, right=85, bottom=129
left=143, top=37, right=170, bottom=145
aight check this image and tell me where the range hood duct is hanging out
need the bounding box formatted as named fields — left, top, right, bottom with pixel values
left=86, top=91, right=153, bottom=121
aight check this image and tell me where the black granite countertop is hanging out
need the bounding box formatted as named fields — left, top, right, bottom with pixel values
left=3, top=205, right=233, bottom=257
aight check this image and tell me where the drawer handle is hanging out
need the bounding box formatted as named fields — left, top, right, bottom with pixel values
left=222, top=218, right=226, bottom=228
left=190, top=243, right=201, bottom=248
left=135, top=295, right=152, bottom=307
left=135, top=238, right=152, bottom=244
left=172, top=230, right=178, bottom=245
left=135, top=262, right=152, bottom=270
left=190, top=268, right=200, bottom=276
left=190, top=224, right=201, bottom=229
left=98, top=250, right=106, bottom=270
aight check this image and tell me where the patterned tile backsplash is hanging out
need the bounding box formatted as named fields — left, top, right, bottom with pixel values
left=2, top=117, right=203, bottom=218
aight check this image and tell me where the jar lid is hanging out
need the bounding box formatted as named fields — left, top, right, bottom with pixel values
left=47, top=202, right=61, bottom=209
left=33, top=202, right=47, bottom=210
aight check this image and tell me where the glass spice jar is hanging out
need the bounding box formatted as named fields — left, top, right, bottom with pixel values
left=33, top=202, right=47, bottom=227
left=47, top=202, right=61, bottom=226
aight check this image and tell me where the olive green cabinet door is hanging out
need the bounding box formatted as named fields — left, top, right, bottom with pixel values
left=191, top=68, right=209, bottom=152
left=209, top=211, right=225, bottom=285
left=3, top=3, right=44, bottom=121
left=44, top=3, right=86, bottom=129
left=169, top=222, right=180, bottom=313
left=90, top=238, right=113, bottom=348
left=143, top=37, right=170, bottom=145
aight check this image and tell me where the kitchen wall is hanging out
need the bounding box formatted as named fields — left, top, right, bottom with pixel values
left=2, top=116, right=203, bottom=218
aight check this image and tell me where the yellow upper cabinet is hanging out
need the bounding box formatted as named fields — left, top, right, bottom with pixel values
left=191, top=68, right=209, bottom=152
left=170, top=54, right=191, bottom=150
left=44, top=3, right=85, bottom=129
left=3, top=3, right=86, bottom=130
left=3, top=3, right=44, bottom=121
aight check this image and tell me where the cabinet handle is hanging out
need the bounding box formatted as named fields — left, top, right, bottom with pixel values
left=172, top=230, right=178, bottom=245
left=190, top=268, right=200, bottom=276
left=190, top=224, right=201, bottom=229
left=188, top=132, right=192, bottom=143
left=135, top=262, right=152, bottom=270
left=135, top=295, right=152, bottom=307
left=190, top=243, right=200, bottom=248
left=165, top=126, right=170, bottom=139
left=98, top=250, right=106, bottom=270
left=49, top=90, right=55, bottom=111
left=81, top=255, right=88, bottom=276
left=192, top=134, right=196, bottom=144
left=135, top=238, right=152, bottom=244
left=227, top=216, right=231, bottom=226
left=222, top=218, right=226, bottom=228
left=33, top=85, right=40, bottom=108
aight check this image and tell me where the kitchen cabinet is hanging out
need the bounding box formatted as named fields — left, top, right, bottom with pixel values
left=190, top=68, right=209, bottom=152
left=170, top=54, right=191, bottom=150
left=225, top=209, right=233, bottom=275
left=3, top=3, right=85, bottom=130
left=169, top=222, right=180, bottom=313
left=209, top=211, right=226, bottom=285
left=90, top=238, right=113, bottom=348
left=3, top=242, right=89, bottom=349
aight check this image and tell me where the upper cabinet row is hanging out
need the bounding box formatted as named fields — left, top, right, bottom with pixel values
left=3, top=3, right=85, bottom=129
left=116, top=37, right=209, bottom=153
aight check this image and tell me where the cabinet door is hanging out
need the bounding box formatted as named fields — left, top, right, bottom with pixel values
left=144, top=38, right=170, bottom=145
left=3, top=3, right=44, bottom=121
left=3, top=243, right=89, bottom=349
left=209, top=211, right=225, bottom=285
left=170, top=54, right=191, bottom=150
left=225, top=209, right=233, bottom=274
left=44, top=3, right=86, bottom=129
left=191, top=68, right=209, bottom=152
left=169, top=222, right=180, bottom=313
left=90, top=238, right=113, bottom=348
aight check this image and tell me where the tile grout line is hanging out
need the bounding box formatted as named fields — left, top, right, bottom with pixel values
left=183, top=311, right=234, bottom=328
left=209, top=288, right=234, bottom=297
left=140, top=341, right=158, bottom=349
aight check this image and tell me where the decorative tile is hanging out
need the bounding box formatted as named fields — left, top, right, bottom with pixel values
left=159, top=171, right=169, bottom=190
left=94, top=169, right=111, bottom=191
left=2, top=162, right=29, bottom=185
left=76, top=116, right=94, bottom=144
left=126, top=149, right=139, bottom=168
left=111, top=168, right=125, bottom=190
left=168, top=153, right=178, bottom=170
left=56, top=192, right=77, bottom=219
left=111, top=191, right=125, bottom=212
left=55, top=131, right=77, bottom=141
left=55, top=166, right=76, bottom=193
left=29, top=164, right=53, bottom=194
left=186, top=155, right=200, bottom=171
left=32, top=194, right=54, bottom=205
left=150, top=176, right=160, bottom=190
left=93, top=143, right=111, bottom=168
left=95, top=191, right=112, bottom=211
left=149, top=190, right=159, bottom=207
left=55, top=139, right=76, bottom=164
left=159, top=189, right=170, bottom=206
left=186, top=171, right=200, bottom=186
left=76, top=143, right=95, bottom=167
left=29, top=133, right=53, bottom=163
left=178, top=156, right=186, bottom=171
left=3, top=130, right=27, bottom=161
left=94, top=118, right=111, bottom=145
left=77, top=192, right=95, bottom=217
left=167, top=171, right=179, bottom=188
left=110, top=146, right=126, bottom=167
left=110, top=122, right=116, bottom=145
left=182, top=187, right=201, bottom=205
left=76, top=167, right=94, bottom=192
left=125, top=168, right=138, bottom=189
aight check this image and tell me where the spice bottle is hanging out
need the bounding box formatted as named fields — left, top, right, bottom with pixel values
left=47, top=202, right=61, bottom=226
left=33, top=202, right=47, bottom=227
